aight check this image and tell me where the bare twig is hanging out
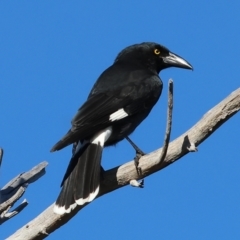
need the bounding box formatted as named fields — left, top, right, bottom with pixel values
left=0, top=184, right=27, bottom=213
left=158, top=79, right=173, bottom=165
left=0, top=148, right=3, bottom=170
left=7, top=88, right=240, bottom=240
left=0, top=199, right=28, bottom=225
left=1, top=161, right=48, bottom=195
left=0, top=161, right=48, bottom=225
left=128, top=79, right=173, bottom=184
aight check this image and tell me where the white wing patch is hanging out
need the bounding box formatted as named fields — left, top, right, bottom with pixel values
left=109, top=108, right=128, bottom=122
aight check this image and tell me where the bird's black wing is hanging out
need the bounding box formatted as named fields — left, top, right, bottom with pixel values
left=51, top=74, right=161, bottom=152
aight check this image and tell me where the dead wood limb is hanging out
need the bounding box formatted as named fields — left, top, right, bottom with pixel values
left=0, top=161, right=48, bottom=225
left=158, top=79, right=173, bottom=165
left=0, top=199, right=28, bottom=225
left=7, top=88, right=240, bottom=240
left=0, top=148, right=3, bottom=170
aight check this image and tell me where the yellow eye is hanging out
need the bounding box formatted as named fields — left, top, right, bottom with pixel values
left=154, top=49, right=161, bottom=55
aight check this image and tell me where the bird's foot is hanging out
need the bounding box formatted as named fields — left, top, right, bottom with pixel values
left=126, top=136, right=145, bottom=156
left=134, top=150, right=145, bottom=177
left=125, top=136, right=145, bottom=176
left=130, top=179, right=144, bottom=188
left=187, top=142, right=198, bottom=152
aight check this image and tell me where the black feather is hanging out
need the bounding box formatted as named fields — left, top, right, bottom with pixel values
left=52, top=42, right=192, bottom=214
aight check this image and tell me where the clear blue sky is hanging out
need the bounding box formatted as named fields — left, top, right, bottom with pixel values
left=1, top=1, right=240, bottom=239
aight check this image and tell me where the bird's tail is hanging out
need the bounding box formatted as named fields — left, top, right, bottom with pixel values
left=53, top=127, right=112, bottom=215
left=53, top=142, right=103, bottom=214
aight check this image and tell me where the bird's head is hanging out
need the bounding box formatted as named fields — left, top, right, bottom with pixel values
left=115, top=42, right=193, bottom=73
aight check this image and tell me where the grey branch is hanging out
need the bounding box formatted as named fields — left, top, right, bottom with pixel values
left=129, top=79, right=173, bottom=185
left=7, top=88, right=240, bottom=240
left=0, top=148, right=3, bottom=170
left=0, top=161, right=48, bottom=225
left=0, top=199, right=28, bottom=225
left=158, top=79, right=173, bottom=165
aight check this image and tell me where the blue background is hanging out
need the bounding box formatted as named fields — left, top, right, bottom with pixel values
left=1, top=1, right=239, bottom=239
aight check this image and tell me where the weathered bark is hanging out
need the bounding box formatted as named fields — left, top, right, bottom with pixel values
left=7, top=88, right=240, bottom=240
left=0, top=161, right=48, bottom=225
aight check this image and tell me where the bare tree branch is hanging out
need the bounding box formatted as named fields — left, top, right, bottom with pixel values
left=0, top=199, right=28, bottom=225
left=0, top=148, right=3, bottom=170
left=0, top=184, right=27, bottom=213
left=128, top=78, right=173, bottom=185
left=0, top=161, right=48, bottom=225
left=158, top=79, right=173, bottom=164
left=7, top=88, right=240, bottom=240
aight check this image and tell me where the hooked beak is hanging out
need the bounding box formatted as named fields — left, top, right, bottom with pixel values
left=163, top=52, right=193, bottom=70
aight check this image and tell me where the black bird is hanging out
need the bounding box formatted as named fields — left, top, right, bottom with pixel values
left=51, top=42, right=192, bottom=214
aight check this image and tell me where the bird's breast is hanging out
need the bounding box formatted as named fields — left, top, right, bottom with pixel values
left=141, top=75, right=163, bottom=105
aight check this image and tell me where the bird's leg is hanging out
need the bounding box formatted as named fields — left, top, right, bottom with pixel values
left=126, top=136, right=145, bottom=156
left=126, top=136, right=145, bottom=176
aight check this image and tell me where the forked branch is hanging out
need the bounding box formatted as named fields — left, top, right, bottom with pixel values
left=158, top=79, right=173, bottom=164
left=7, top=88, right=240, bottom=240
left=0, top=160, right=48, bottom=225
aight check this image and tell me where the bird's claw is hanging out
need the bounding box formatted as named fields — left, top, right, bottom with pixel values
left=130, top=179, right=144, bottom=188
left=134, top=151, right=145, bottom=176
left=187, top=142, right=198, bottom=152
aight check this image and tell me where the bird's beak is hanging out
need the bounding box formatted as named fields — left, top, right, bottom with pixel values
left=163, top=52, right=193, bottom=70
